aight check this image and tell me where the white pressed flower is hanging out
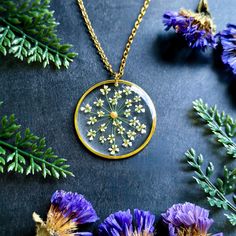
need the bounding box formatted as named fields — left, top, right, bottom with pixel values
left=114, top=90, right=122, bottom=99
left=112, top=119, right=122, bottom=127
left=133, top=95, right=141, bottom=103
left=124, top=109, right=131, bottom=117
left=109, top=97, right=118, bottom=106
left=94, top=99, right=104, bottom=107
left=99, top=136, right=106, bottom=144
left=117, top=126, right=125, bottom=135
left=109, top=144, right=119, bottom=155
left=107, top=134, right=115, bottom=144
left=123, top=86, right=132, bottom=95
left=135, top=104, right=145, bottom=113
left=122, top=139, right=132, bottom=148
left=97, top=110, right=105, bottom=117
left=99, top=123, right=107, bottom=132
left=127, top=130, right=136, bottom=141
left=80, top=104, right=92, bottom=113
left=125, top=99, right=132, bottom=108
left=129, top=117, right=140, bottom=127
left=100, top=85, right=111, bottom=95
left=136, top=123, right=147, bottom=134
left=87, top=116, right=97, bottom=125
left=87, top=129, right=96, bottom=141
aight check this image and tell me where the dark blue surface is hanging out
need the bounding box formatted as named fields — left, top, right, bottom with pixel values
left=0, top=0, right=236, bottom=235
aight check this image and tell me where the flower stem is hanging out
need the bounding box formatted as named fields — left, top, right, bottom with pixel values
left=197, top=0, right=211, bottom=16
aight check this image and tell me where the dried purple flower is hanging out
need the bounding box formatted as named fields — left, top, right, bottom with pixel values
left=33, top=190, right=99, bottom=236
left=161, top=202, right=223, bottom=236
left=163, top=0, right=217, bottom=50
left=98, top=209, right=155, bottom=236
left=219, top=24, right=236, bottom=74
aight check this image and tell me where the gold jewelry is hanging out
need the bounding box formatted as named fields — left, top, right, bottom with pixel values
left=74, top=0, right=156, bottom=159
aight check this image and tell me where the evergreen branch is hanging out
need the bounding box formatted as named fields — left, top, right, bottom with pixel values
left=193, top=99, right=236, bottom=158
left=0, top=0, right=77, bottom=68
left=0, top=102, right=74, bottom=179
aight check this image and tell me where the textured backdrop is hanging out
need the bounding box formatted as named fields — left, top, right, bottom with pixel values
left=0, top=0, right=236, bottom=235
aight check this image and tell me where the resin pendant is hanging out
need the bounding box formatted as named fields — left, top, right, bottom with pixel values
left=74, top=80, right=156, bottom=159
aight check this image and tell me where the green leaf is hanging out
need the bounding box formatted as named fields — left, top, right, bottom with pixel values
left=7, top=152, right=15, bottom=162
left=51, top=167, right=60, bottom=179
left=7, top=162, right=15, bottom=172
left=225, top=213, right=236, bottom=226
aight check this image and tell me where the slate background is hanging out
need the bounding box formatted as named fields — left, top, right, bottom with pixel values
left=0, top=0, right=236, bottom=235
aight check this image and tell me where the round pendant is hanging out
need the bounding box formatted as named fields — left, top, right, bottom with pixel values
left=74, top=80, right=156, bottom=159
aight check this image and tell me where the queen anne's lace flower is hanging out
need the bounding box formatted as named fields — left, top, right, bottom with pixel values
left=107, top=134, right=115, bottom=144
left=97, top=110, right=105, bottom=117
left=122, top=139, right=132, bottom=148
left=99, top=136, right=106, bottom=144
left=87, top=116, right=97, bottom=125
left=109, top=144, right=119, bottom=155
left=129, top=117, right=140, bottom=127
left=127, top=130, right=136, bottom=141
left=87, top=129, right=96, bottom=141
left=80, top=104, right=92, bottom=113
left=99, top=124, right=107, bottom=132
left=123, top=86, right=132, bottom=95
left=135, top=104, right=145, bottom=113
left=94, top=99, right=104, bottom=107
left=134, top=95, right=141, bottom=103
left=80, top=84, right=148, bottom=155
left=118, top=126, right=125, bottom=135
left=124, top=109, right=131, bottom=117
left=100, top=85, right=111, bottom=95
left=125, top=99, right=133, bottom=108
left=136, top=123, right=147, bottom=134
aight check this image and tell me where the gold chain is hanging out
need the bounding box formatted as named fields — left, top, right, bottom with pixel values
left=77, top=0, right=151, bottom=84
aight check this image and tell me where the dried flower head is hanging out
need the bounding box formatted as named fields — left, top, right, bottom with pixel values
left=98, top=209, right=155, bottom=236
left=161, top=202, right=223, bottom=236
left=33, top=190, right=99, bottom=236
left=163, top=0, right=217, bottom=50
left=219, top=24, right=236, bottom=74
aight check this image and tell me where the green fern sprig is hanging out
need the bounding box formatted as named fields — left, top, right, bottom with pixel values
left=193, top=99, right=236, bottom=158
left=185, top=99, right=236, bottom=225
left=0, top=0, right=77, bottom=68
left=0, top=102, right=74, bottom=179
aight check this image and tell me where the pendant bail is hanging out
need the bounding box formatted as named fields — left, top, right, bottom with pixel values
left=114, top=73, right=121, bottom=87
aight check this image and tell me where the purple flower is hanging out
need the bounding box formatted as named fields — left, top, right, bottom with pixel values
left=219, top=24, right=236, bottom=74
left=161, top=202, right=223, bottom=236
left=163, top=9, right=217, bottom=50
left=98, top=209, right=155, bottom=236
left=33, top=190, right=99, bottom=236
left=51, top=190, right=99, bottom=224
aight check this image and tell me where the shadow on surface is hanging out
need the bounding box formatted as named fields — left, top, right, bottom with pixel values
left=153, top=33, right=212, bottom=66
left=212, top=46, right=236, bottom=108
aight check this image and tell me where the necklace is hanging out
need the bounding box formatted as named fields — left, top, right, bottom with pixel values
left=74, top=0, right=156, bottom=159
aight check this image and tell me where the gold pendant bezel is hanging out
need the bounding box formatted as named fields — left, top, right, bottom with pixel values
left=74, top=80, right=156, bottom=160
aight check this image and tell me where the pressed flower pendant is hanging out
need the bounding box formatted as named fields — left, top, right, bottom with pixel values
left=74, top=80, right=156, bottom=159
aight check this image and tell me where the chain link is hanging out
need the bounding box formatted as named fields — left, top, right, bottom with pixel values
left=77, top=0, right=151, bottom=83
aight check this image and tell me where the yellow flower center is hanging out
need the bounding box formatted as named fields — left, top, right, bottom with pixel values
left=110, top=111, right=118, bottom=119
